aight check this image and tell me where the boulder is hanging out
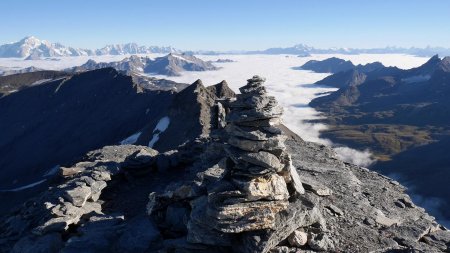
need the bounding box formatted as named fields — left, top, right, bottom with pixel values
left=226, top=106, right=283, bottom=123
left=207, top=191, right=289, bottom=233
left=228, top=135, right=286, bottom=154
left=63, top=185, right=92, bottom=207
left=241, top=151, right=284, bottom=172
left=232, top=174, right=289, bottom=201
left=225, top=124, right=276, bottom=141
left=287, top=230, right=308, bottom=247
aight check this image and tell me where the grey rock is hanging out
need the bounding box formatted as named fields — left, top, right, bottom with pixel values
left=228, top=135, right=286, bottom=154
left=288, top=164, right=305, bottom=195
left=269, top=246, right=293, bottom=253
left=325, top=204, right=344, bottom=216
left=422, top=230, right=450, bottom=252
left=236, top=86, right=267, bottom=100
left=308, top=233, right=335, bottom=251
left=63, top=185, right=92, bottom=207
left=225, top=124, right=276, bottom=141
left=229, top=95, right=276, bottom=109
left=233, top=164, right=274, bottom=177
left=287, top=230, right=308, bottom=247
left=89, top=180, right=107, bottom=202
left=187, top=196, right=235, bottom=246
left=232, top=173, right=289, bottom=201
left=207, top=191, right=289, bottom=233
left=301, top=180, right=332, bottom=196
left=240, top=151, right=284, bottom=172
left=200, top=159, right=227, bottom=184
left=235, top=118, right=282, bottom=128
left=146, top=192, right=157, bottom=216
left=217, top=102, right=227, bottom=129
left=226, top=106, right=283, bottom=123
left=239, top=196, right=323, bottom=253
left=62, top=214, right=124, bottom=253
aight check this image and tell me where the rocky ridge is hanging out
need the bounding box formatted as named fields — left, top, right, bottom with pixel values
left=0, top=76, right=449, bottom=252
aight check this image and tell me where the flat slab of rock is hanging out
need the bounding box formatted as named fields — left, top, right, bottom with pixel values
left=240, top=151, right=283, bottom=172
left=232, top=174, right=289, bottom=201
left=228, top=136, right=286, bottom=154
left=63, top=185, right=92, bottom=207
left=207, top=191, right=289, bottom=233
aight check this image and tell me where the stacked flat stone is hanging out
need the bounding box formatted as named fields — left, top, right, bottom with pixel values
left=197, top=76, right=305, bottom=235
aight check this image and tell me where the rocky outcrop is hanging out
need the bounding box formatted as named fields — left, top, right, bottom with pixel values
left=136, top=79, right=236, bottom=151
left=148, top=76, right=317, bottom=253
left=0, top=145, right=159, bottom=253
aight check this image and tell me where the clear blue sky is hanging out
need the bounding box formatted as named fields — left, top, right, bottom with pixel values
left=1, top=0, right=450, bottom=51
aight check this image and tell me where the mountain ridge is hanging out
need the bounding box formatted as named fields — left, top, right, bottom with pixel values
left=2, top=36, right=450, bottom=58
left=0, top=36, right=180, bottom=58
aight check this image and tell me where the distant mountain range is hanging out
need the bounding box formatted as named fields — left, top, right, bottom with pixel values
left=250, top=44, right=450, bottom=57
left=0, top=36, right=179, bottom=58
left=1, top=36, right=450, bottom=58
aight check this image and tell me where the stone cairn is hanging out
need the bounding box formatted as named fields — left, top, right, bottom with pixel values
left=176, top=76, right=306, bottom=249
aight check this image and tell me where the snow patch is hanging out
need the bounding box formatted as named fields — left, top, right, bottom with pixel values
left=43, top=165, right=60, bottom=177
left=120, top=132, right=142, bottom=145
left=0, top=179, right=47, bottom=192
left=31, top=78, right=53, bottom=86
left=149, top=116, right=170, bottom=148
left=170, top=54, right=194, bottom=63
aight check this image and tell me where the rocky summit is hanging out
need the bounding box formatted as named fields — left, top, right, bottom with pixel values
left=0, top=76, right=449, bottom=253
left=149, top=76, right=306, bottom=251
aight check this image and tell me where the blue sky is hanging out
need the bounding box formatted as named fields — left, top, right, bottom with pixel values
left=1, top=0, right=450, bottom=50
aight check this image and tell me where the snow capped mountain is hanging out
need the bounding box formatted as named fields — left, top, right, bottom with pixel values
left=0, top=36, right=180, bottom=58
left=0, top=36, right=93, bottom=58
left=95, top=43, right=179, bottom=55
